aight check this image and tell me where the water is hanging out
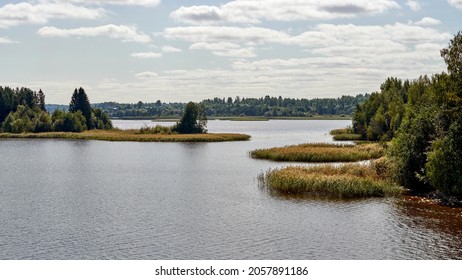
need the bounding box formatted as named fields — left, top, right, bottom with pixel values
left=1, top=120, right=462, bottom=259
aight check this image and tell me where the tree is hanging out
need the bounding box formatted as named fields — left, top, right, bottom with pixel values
left=173, top=102, right=207, bottom=134
left=69, top=87, right=92, bottom=129
left=36, top=89, right=46, bottom=112
left=441, top=31, right=462, bottom=95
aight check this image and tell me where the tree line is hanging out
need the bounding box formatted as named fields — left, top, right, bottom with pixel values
left=352, top=31, right=462, bottom=199
left=0, top=87, right=112, bottom=133
left=82, top=94, right=368, bottom=119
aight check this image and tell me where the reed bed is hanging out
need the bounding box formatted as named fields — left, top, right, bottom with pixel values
left=0, top=130, right=251, bottom=142
left=261, top=164, right=403, bottom=198
left=251, top=143, right=384, bottom=162
left=332, top=133, right=363, bottom=141
left=330, top=127, right=362, bottom=141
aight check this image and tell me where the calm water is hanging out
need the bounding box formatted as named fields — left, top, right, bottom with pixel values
left=1, top=120, right=462, bottom=260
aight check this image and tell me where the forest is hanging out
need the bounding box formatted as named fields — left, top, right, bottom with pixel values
left=352, top=31, right=462, bottom=200
left=0, top=87, right=112, bottom=133
left=54, top=94, right=368, bottom=119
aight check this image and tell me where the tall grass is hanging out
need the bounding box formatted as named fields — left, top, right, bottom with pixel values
left=330, top=127, right=362, bottom=141
left=251, top=143, right=384, bottom=162
left=0, top=130, right=251, bottom=142
left=261, top=163, right=403, bottom=198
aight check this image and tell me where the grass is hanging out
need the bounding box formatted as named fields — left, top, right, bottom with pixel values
left=330, top=127, right=363, bottom=141
left=0, top=129, right=251, bottom=142
left=251, top=143, right=384, bottom=162
left=260, top=163, right=403, bottom=198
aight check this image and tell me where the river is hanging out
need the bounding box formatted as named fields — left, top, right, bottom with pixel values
left=0, top=120, right=461, bottom=259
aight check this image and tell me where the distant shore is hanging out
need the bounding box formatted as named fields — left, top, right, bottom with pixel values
left=0, top=130, right=251, bottom=142
left=112, top=115, right=352, bottom=122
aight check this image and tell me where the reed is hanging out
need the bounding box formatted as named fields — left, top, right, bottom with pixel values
left=332, top=133, right=363, bottom=141
left=251, top=143, right=384, bottom=162
left=261, top=164, right=403, bottom=198
left=330, top=127, right=362, bottom=141
left=0, top=130, right=251, bottom=142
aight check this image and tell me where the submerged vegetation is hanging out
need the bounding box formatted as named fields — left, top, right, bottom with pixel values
left=251, top=143, right=384, bottom=163
left=260, top=163, right=403, bottom=198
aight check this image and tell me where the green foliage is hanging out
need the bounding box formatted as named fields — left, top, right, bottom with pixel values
left=173, top=102, right=207, bottom=134
left=426, top=115, right=462, bottom=196
left=441, top=31, right=462, bottom=94
left=92, top=94, right=368, bottom=119
left=51, top=110, right=87, bottom=132
left=92, top=108, right=113, bottom=130
left=1, top=105, right=51, bottom=133
left=353, top=78, right=406, bottom=141
left=69, top=87, right=92, bottom=129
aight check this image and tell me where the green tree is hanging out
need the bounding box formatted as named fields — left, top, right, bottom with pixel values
left=173, top=102, right=207, bottom=134
left=69, top=87, right=92, bottom=129
left=92, top=108, right=113, bottom=129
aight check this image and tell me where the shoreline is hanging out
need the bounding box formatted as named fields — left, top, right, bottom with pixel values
left=0, top=130, right=251, bottom=143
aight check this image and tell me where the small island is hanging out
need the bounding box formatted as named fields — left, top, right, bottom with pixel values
left=0, top=87, right=250, bottom=142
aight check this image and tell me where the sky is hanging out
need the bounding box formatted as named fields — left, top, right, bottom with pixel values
left=1, top=0, right=461, bottom=104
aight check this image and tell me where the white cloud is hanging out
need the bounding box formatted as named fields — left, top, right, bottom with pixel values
left=58, top=0, right=161, bottom=6
left=448, top=0, right=462, bottom=9
left=415, top=17, right=441, bottom=26
left=37, top=24, right=151, bottom=43
left=162, top=45, right=182, bottom=53
left=0, top=2, right=105, bottom=29
left=164, top=26, right=291, bottom=44
left=190, top=42, right=256, bottom=58
left=131, top=52, right=163, bottom=58
left=406, top=0, right=421, bottom=11
left=134, top=71, right=158, bottom=79
left=171, top=0, right=400, bottom=24
left=0, top=36, right=18, bottom=44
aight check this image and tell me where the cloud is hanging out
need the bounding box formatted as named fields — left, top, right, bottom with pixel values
left=448, top=0, right=462, bottom=9
left=37, top=24, right=151, bottom=43
left=162, top=45, right=182, bottom=53
left=131, top=52, right=163, bottom=58
left=0, top=36, right=18, bottom=44
left=0, top=2, right=105, bottom=29
left=189, top=42, right=256, bottom=58
left=406, top=0, right=421, bottom=11
left=59, top=0, right=161, bottom=6
left=415, top=17, right=441, bottom=26
left=164, top=26, right=291, bottom=44
left=170, top=0, right=400, bottom=24
left=134, top=71, right=159, bottom=79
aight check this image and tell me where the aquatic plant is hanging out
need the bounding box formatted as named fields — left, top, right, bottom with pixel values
left=251, top=143, right=384, bottom=162
left=0, top=130, right=251, bottom=142
left=261, top=163, right=403, bottom=198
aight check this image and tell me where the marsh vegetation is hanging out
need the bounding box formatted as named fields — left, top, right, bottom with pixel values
left=250, top=143, right=384, bottom=163
left=260, top=163, right=403, bottom=198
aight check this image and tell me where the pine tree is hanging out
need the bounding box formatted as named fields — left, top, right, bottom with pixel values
left=69, top=87, right=92, bottom=129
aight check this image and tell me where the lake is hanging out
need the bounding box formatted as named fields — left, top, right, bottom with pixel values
left=1, top=120, right=462, bottom=259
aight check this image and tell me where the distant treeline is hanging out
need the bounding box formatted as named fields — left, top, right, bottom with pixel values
left=46, top=94, right=368, bottom=119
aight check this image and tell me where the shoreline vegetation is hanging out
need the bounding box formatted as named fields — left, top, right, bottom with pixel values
left=111, top=115, right=352, bottom=122
left=0, top=129, right=251, bottom=142
left=251, top=143, right=384, bottom=162
left=260, top=163, right=403, bottom=198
